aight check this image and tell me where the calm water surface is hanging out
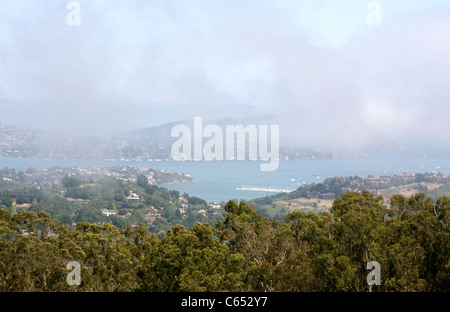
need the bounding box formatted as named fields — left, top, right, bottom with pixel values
left=1, top=152, right=449, bottom=202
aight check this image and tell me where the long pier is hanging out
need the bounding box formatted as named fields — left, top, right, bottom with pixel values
left=235, top=186, right=294, bottom=193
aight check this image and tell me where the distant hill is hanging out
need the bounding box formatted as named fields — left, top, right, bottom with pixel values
left=247, top=172, right=450, bottom=219
left=0, top=124, right=104, bottom=160
left=0, top=120, right=405, bottom=161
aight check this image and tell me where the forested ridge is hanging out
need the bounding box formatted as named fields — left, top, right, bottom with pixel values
left=0, top=191, right=448, bottom=292
left=0, top=168, right=221, bottom=237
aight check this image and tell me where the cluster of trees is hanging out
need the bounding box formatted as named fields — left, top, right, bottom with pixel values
left=0, top=175, right=220, bottom=237
left=0, top=191, right=448, bottom=292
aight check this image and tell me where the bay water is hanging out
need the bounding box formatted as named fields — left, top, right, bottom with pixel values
left=1, top=152, right=449, bottom=202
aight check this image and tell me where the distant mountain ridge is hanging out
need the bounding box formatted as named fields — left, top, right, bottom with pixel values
left=0, top=120, right=405, bottom=161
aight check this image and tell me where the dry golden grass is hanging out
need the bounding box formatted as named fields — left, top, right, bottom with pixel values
left=274, top=198, right=334, bottom=213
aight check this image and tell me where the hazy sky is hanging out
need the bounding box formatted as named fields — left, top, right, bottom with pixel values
left=0, top=0, right=449, bottom=152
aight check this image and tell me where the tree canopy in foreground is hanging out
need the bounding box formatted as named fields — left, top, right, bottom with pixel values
left=0, top=191, right=448, bottom=292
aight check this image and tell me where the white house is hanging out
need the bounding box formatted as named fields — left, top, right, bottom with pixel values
left=126, top=192, right=140, bottom=202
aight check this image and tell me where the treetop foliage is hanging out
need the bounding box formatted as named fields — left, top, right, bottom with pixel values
left=0, top=191, right=448, bottom=292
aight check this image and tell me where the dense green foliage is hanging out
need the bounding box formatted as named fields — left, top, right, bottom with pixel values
left=0, top=191, right=448, bottom=292
left=0, top=172, right=221, bottom=238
